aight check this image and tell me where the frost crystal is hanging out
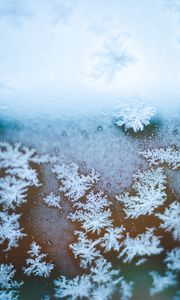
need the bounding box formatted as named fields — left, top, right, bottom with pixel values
left=23, top=242, right=54, bottom=277
left=52, top=163, right=100, bottom=202
left=156, top=201, right=180, bottom=240
left=68, top=191, right=113, bottom=234
left=116, top=168, right=167, bottom=218
left=120, top=279, right=134, bottom=300
left=0, top=264, right=23, bottom=300
left=140, top=146, right=180, bottom=170
left=0, top=176, right=29, bottom=210
left=0, top=212, right=26, bottom=251
left=164, top=248, right=180, bottom=271
left=54, top=274, right=92, bottom=299
left=100, top=226, right=124, bottom=252
left=119, top=228, right=163, bottom=263
left=90, top=258, right=120, bottom=285
left=44, top=192, right=62, bottom=209
left=149, top=271, right=177, bottom=295
left=91, top=284, right=115, bottom=300
left=114, top=102, right=155, bottom=132
left=69, top=231, right=101, bottom=268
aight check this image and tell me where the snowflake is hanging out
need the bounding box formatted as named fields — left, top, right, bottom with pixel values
left=114, top=102, right=155, bottom=132
left=0, top=212, right=26, bottom=251
left=91, top=36, right=135, bottom=82
left=164, top=248, right=180, bottom=271
left=54, top=274, right=92, bottom=300
left=91, top=284, right=115, bottom=300
left=156, top=201, right=180, bottom=240
left=116, top=168, right=167, bottom=218
left=7, top=166, right=40, bottom=187
left=69, top=231, right=101, bottom=268
left=44, top=192, right=62, bottom=209
left=23, top=242, right=54, bottom=277
left=100, top=226, right=124, bottom=252
left=0, top=290, right=19, bottom=300
left=120, top=279, right=134, bottom=300
left=0, top=264, right=23, bottom=300
left=139, top=146, right=180, bottom=170
left=0, top=264, right=23, bottom=289
left=0, top=176, right=29, bottom=210
left=68, top=191, right=113, bottom=234
left=90, top=258, right=120, bottom=285
left=119, top=228, right=163, bottom=263
left=149, top=271, right=177, bottom=295
left=52, top=163, right=100, bottom=202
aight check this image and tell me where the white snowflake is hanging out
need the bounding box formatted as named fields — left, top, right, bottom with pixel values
left=52, top=163, right=100, bottom=202
left=149, top=271, right=177, bottom=295
left=100, top=226, right=124, bottom=252
left=68, top=191, right=113, bottom=234
left=140, top=146, right=180, bottom=170
left=90, top=258, right=120, bottom=285
left=0, top=264, right=23, bottom=300
left=116, top=168, right=167, bottom=218
left=114, top=102, right=155, bottom=132
left=44, top=192, right=62, bottom=209
left=119, top=228, right=163, bottom=263
left=91, top=284, right=115, bottom=300
left=7, top=166, right=40, bottom=187
left=120, top=279, right=134, bottom=300
left=156, top=201, right=180, bottom=240
left=69, top=231, right=101, bottom=268
left=23, top=241, right=54, bottom=277
left=0, top=212, right=26, bottom=251
left=164, top=248, right=180, bottom=271
left=0, top=264, right=23, bottom=289
left=0, top=176, right=29, bottom=210
left=0, top=290, right=19, bottom=300
left=54, top=274, right=92, bottom=300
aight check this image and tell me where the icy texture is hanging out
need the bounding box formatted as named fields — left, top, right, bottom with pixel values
left=68, top=190, right=113, bottom=234
left=44, top=192, right=62, bottom=209
left=52, top=163, right=100, bottom=202
left=156, top=201, right=180, bottom=240
left=120, top=279, right=134, bottom=300
left=140, top=146, right=180, bottom=170
left=0, top=176, right=29, bottom=210
left=23, top=241, right=54, bottom=277
left=54, top=274, right=92, bottom=300
left=116, top=168, right=167, bottom=218
left=69, top=231, right=101, bottom=268
left=119, top=228, right=163, bottom=263
left=0, top=264, right=23, bottom=300
left=149, top=271, right=177, bottom=295
left=114, top=102, right=155, bottom=132
left=90, top=258, right=120, bottom=285
left=100, top=226, right=124, bottom=252
left=164, top=248, right=180, bottom=271
left=0, top=212, right=26, bottom=251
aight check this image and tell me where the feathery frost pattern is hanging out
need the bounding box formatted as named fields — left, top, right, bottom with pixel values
left=149, top=271, right=177, bottom=295
left=44, top=192, right=62, bottom=209
left=0, top=264, right=23, bottom=300
left=164, top=248, right=180, bottom=271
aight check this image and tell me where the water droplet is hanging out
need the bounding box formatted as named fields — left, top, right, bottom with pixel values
left=173, top=128, right=178, bottom=135
left=97, top=125, right=103, bottom=131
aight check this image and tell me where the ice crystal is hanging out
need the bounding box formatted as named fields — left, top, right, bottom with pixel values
left=54, top=274, right=92, bottom=299
left=135, top=258, right=147, bottom=266
left=114, top=102, right=155, bottom=132
left=156, top=201, right=180, bottom=240
left=0, top=264, right=23, bottom=289
left=68, top=191, right=113, bottom=234
left=69, top=231, right=101, bottom=268
left=52, top=163, right=100, bottom=202
left=44, top=192, right=62, bottom=209
left=0, top=176, right=29, bottom=210
left=140, top=146, right=180, bottom=170
left=164, top=248, right=180, bottom=271
left=149, top=271, right=177, bottom=295
left=91, top=284, right=115, bottom=300
left=100, top=226, right=124, bottom=252
left=90, top=258, right=120, bottom=285
left=0, top=212, right=26, bottom=251
left=120, top=279, right=134, bottom=300
left=119, top=228, right=163, bottom=263
left=0, top=290, right=18, bottom=300
left=23, top=241, right=54, bottom=277
left=0, top=264, right=23, bottom=300
left=116, top=168, right=167, bottom=218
